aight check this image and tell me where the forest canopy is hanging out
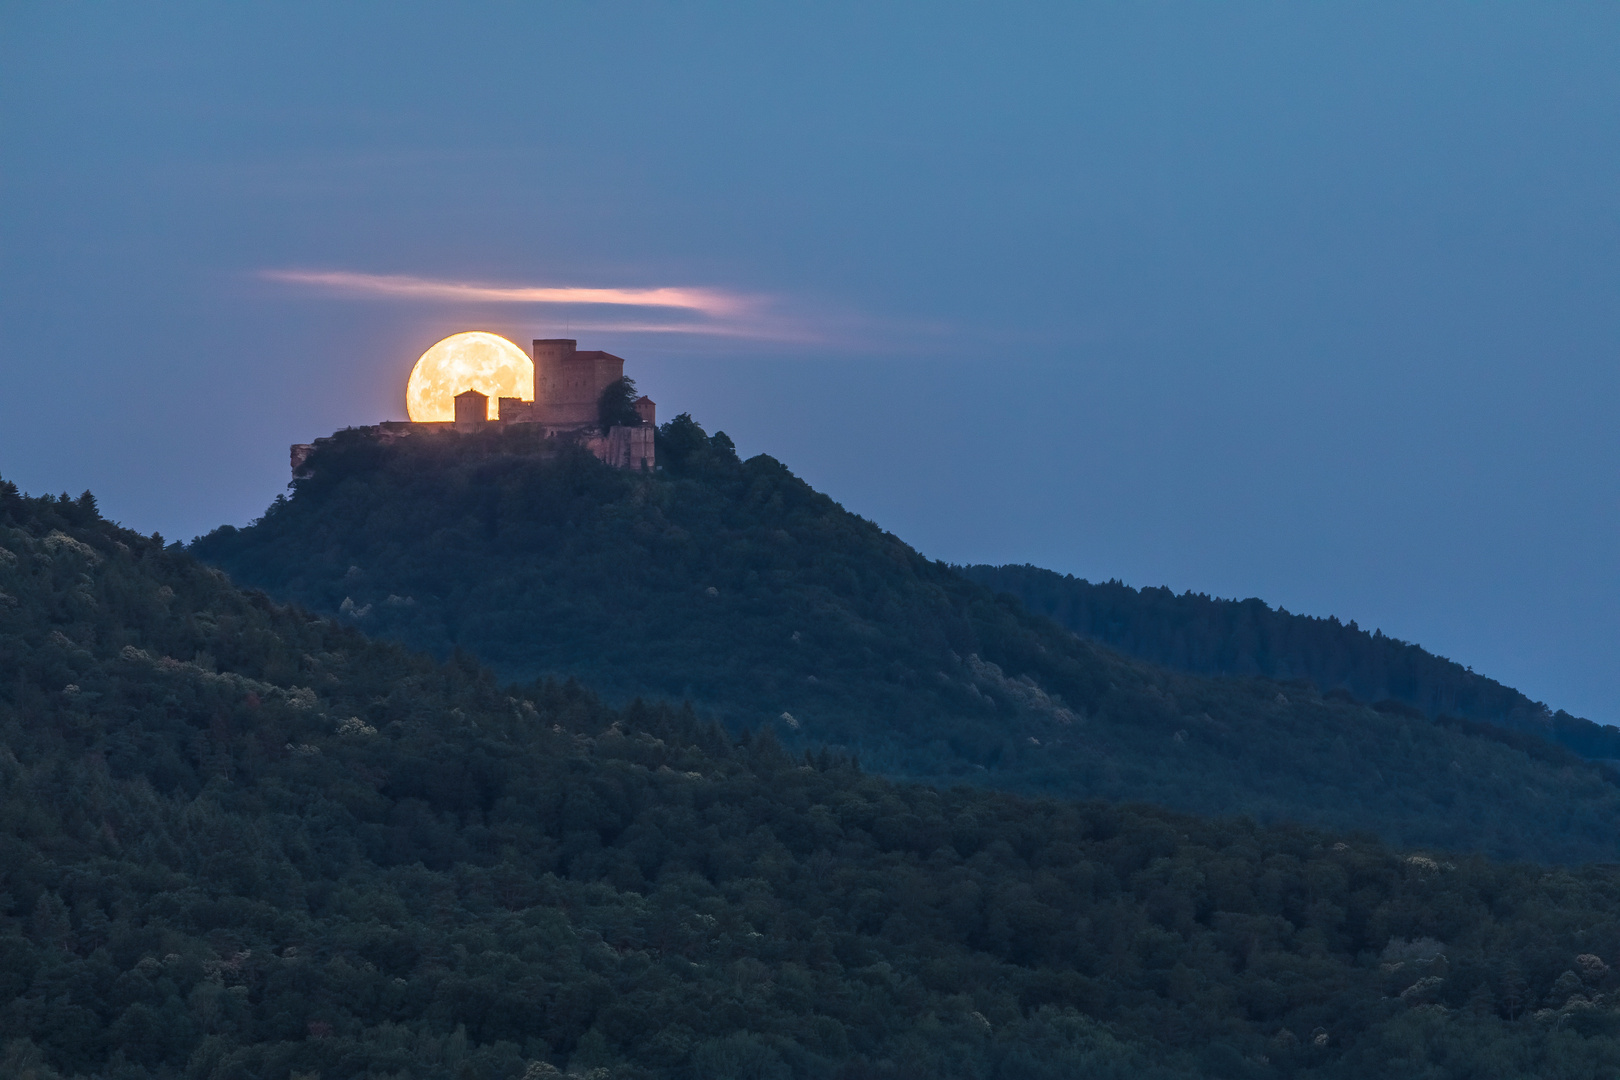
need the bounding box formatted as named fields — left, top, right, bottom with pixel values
left=9, top=476, right=1620, bottom=1078
left=961, top=563, right=1620, bottom=762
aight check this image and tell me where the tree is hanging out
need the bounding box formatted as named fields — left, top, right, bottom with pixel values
left=654, top=413, right=709, bottom=471
left=597, top=376, right=642, bottom=433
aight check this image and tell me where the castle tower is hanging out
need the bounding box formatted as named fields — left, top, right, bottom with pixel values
left=454, top=389, right=488, bottom=430
left=532, top=338, right=626, bottom=428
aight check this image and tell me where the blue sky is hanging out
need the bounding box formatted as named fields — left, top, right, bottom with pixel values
left=2, top=3, right=1617, bottom=720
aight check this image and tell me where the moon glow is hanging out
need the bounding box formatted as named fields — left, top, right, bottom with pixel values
left=405, top=332, right=533, bottom=422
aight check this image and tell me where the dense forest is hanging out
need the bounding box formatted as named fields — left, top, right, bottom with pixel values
left=960, top=564, right=1620, bottom=762
left=10, top=478, right=1620, bottom=1078
left=191, top=420, right=1620, bottom=863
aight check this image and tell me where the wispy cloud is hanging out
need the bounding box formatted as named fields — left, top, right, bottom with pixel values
left=258, top=268, right=809, bottom=340
left=262, top=269, right=750, bottom=316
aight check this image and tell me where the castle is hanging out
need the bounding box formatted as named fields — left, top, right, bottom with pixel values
left=291, top=338, right=656, bottom=478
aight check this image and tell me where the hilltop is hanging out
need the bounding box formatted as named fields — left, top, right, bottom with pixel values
left=192, top=419, right=1620, bottom=863
left=9, top=476, right=1620, bottom=1078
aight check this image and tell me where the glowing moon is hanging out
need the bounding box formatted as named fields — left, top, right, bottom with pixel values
left=405, top=332, right=532, bottom=422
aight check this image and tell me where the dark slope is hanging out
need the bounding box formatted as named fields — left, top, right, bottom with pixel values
left=192, top=421, right=1620, bottom=863
left=960, top=564, right=1620, bottom=761
left=12, top=478, right=1620, bottom=1079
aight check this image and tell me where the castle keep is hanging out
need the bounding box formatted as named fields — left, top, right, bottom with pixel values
left=291, top=338, right=656, bottom=478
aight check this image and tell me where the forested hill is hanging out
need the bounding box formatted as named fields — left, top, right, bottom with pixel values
left=960, top=564, right=1620, bottom=762
left=191, top=421, right=1620, bottom=863
left=13, top=477, right=1620, bottom=1079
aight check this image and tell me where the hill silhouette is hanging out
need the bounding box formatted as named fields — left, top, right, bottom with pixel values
left=10, top=476, right=1620, bottom=1077
left=192, top=419, right=1620, bottom=863
left=961, top=564, right=1620, bottom=762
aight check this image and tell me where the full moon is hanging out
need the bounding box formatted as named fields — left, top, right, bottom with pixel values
left=405, top=332, right=533, bottom=422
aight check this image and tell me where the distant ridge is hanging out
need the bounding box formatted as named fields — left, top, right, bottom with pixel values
left=962, top=563, right=1620, bottom=761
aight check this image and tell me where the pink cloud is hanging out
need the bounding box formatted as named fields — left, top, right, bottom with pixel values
left=256, top=268, right=933, bottom=347
left=261, top=269, right=753, bottom=319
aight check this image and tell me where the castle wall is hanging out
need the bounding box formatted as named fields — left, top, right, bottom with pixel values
left=498, top=397, right=537, bottom=422
left=584, top=424, right=656, bottom=471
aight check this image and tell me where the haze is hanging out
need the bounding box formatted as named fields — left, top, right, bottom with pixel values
left=1, top=4, right=1616, bottom=721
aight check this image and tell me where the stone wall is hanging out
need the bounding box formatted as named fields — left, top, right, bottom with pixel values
left=584, top=424, right=656, bottom=471
left=498, top=397, right=537, bottom=422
